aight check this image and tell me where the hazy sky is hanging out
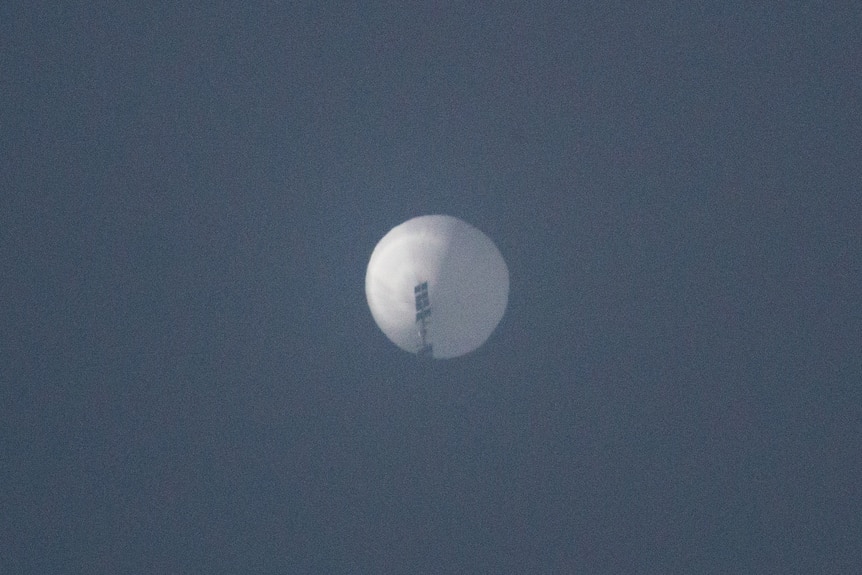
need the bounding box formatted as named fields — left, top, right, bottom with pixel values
left=3, top=2, right=861, bottom=572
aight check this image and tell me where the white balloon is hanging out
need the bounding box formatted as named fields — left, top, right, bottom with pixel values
left=365, top=215, right=509, bottom=359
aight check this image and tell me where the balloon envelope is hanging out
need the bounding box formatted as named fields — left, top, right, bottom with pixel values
left=365, top=215, right=509, bottom=359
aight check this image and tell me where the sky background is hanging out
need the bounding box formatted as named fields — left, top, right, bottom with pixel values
left=3, top=2, right=861, bottom=572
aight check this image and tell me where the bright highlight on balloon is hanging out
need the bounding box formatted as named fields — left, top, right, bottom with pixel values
left=365, top=215, right=509, bottom=359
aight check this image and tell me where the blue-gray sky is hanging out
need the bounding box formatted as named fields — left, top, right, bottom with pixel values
left=3, top=2, right=860, bottom=572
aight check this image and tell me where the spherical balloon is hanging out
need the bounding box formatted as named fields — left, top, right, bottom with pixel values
left=365, top=215, right=509, bottom=359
